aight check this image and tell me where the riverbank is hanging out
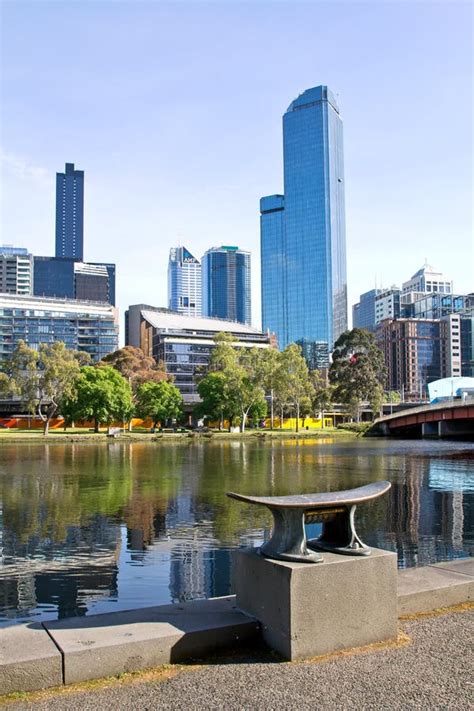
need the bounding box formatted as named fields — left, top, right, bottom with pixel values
left=0, top=427, right=358, bottom=444
left=5, top=606, right=471, bottom=711
left=1, top=559, right=472, bottom=699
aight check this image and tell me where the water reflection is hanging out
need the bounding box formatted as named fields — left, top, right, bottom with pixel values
left=0, top=439, right=472, bottom=625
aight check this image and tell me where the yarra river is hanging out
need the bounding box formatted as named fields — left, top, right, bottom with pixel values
left=0, top=438, right=472, bottom=626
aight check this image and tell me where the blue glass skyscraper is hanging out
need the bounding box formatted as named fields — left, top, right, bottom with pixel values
left=261, top=86, right=347, bottom=365
left=202, top=246, right=251, bottom=325
left=55, top=163, right=84, bottom=260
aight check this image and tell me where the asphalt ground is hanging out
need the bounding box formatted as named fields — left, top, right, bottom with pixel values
left=5, top=607, right=473, bottom=710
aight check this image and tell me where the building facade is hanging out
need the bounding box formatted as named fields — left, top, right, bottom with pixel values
left=34, top=257, right=115, bottom=305
left=260, top=85, right=347, bottom=362
left=0, top=246, right=33, bottom=295
left=202, top=246, right=251, bottom=326
left=377, top=318, right=444, bottom=401
left=0, top=294, right=118, bottom=362
left=352, top=289, right=383, bottom=332
left=168, top=247, right=202, bottom=317
left=55, top=163, right=84, bottom=261
left=135, top=308, right=270, bottom=405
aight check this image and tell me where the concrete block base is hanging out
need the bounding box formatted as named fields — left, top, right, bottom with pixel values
left=234, top=547, right=398, bottom=661
left=0, top=624, right=62, bottom=695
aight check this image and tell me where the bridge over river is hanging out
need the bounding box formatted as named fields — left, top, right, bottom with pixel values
left=369, top=399, right=474, bottom=440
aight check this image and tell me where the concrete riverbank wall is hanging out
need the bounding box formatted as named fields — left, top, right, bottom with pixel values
left=1, top=559, right=473, bottom=696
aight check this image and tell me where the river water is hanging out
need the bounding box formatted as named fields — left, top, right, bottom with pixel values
left=0, top=438, right=472, bottom=626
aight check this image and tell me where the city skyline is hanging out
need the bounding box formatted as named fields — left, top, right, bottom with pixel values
left=1, top=2, right=472, bottom=331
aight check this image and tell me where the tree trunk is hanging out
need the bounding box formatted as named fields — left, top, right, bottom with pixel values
left=270, top=389, right=274, bottom=430
left=94, top=418, right=100, bottom=433
left=43, top=418, right=50, bottom=436
left=295, top=403, right=300, bottom=432
left=280, top=406, right=283, bottom=430
left=240, top=411, right=247, bottom=433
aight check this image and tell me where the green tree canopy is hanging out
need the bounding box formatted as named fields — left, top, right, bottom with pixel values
left=196, top=370, right=236, bottom=429
left=136, top=380, right=183, bottom=428
left=329, top=329, right=386, bottom=421
left=205, top=334, right=267, bottom=432
left=0, top=340, right=88, bottom=435
left=67, top=365, right=134, bottom=432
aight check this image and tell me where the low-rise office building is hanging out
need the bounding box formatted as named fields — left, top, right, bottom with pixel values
left=0, top=294, right=118, bottom=362
left=376, top=311, right=474, bottom=401
left=128, top=306, right=271, bottom=405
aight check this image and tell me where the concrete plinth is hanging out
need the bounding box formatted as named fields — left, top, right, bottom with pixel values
left=234, top=547, right=397, bottom=661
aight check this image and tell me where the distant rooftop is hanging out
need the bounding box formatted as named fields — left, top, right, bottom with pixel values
left=141, top=309, right=262, bottom=335
left=286, top=85, right=339, bottom=114
left=410, top=263, right=442, bottom=279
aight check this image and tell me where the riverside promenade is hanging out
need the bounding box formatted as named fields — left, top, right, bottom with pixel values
left=4, top=606, right=473, bottom=710
left=1, top=558, right=473, bottom=708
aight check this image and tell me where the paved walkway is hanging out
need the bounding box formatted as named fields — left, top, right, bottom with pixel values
left=8, top=608, right=473, bottom=710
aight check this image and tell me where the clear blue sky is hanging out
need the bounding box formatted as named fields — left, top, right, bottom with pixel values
left=1, top=1, right=472, bottom=333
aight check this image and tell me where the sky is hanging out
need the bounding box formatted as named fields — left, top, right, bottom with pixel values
left=1, top=0, right=472, bottom=338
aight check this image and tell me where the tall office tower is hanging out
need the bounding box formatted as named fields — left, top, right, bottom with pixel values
left=0, top=246, right=33, bottom=295
left=168, top=246, right=202, bottom=317
left=55, top=163, right=84, bottom=260
left=202, top=245, right=251, bottom=325
left=260, top=86, right=347, bottom=366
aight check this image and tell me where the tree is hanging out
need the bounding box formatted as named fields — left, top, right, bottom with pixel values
left=259, top=347, right=281, bottom=429
left=67, top=365, right=134, bottom=432
left=136, top=381, right=183, bottom=429
left=329, top=329, right=386, bottom=422
left=100, top=346, right=167, bottom=388
left=196, top=371, right=235, bottom=430
left=1, top=340, right=88, bottom=435
left=279, top=344, right=313, bottom=432
left=310, top=370, right=334, bottom=428
left=206, top=335, right=267, bottom=432
left=100, top=346, right=168, bottom=430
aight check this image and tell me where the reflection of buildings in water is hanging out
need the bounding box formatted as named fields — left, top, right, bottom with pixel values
left=0, top=515, right=121, bottom=622
left=169, top=546, right=231, bottom=603
left=428, top=460, right=473, bottom=556
left=382, top=456, right=472, bottom=567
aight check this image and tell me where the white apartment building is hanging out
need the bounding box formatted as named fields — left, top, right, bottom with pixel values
left=0, top=246, right=33, bottom=295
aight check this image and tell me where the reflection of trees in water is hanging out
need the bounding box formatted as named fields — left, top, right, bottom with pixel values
left=0, top=440, right=472, bottom=621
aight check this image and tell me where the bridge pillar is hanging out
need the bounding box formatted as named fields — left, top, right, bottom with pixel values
left=438, top=419, right=474, bottom=439
left=421, top=422, right=439, bottom=439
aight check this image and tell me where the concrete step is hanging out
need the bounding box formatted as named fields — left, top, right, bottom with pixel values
left=398, top=558, right=474, bottom=615
left=43, top=595, right=260, bottom=685
left=0, top=623, right=62, bottom=695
